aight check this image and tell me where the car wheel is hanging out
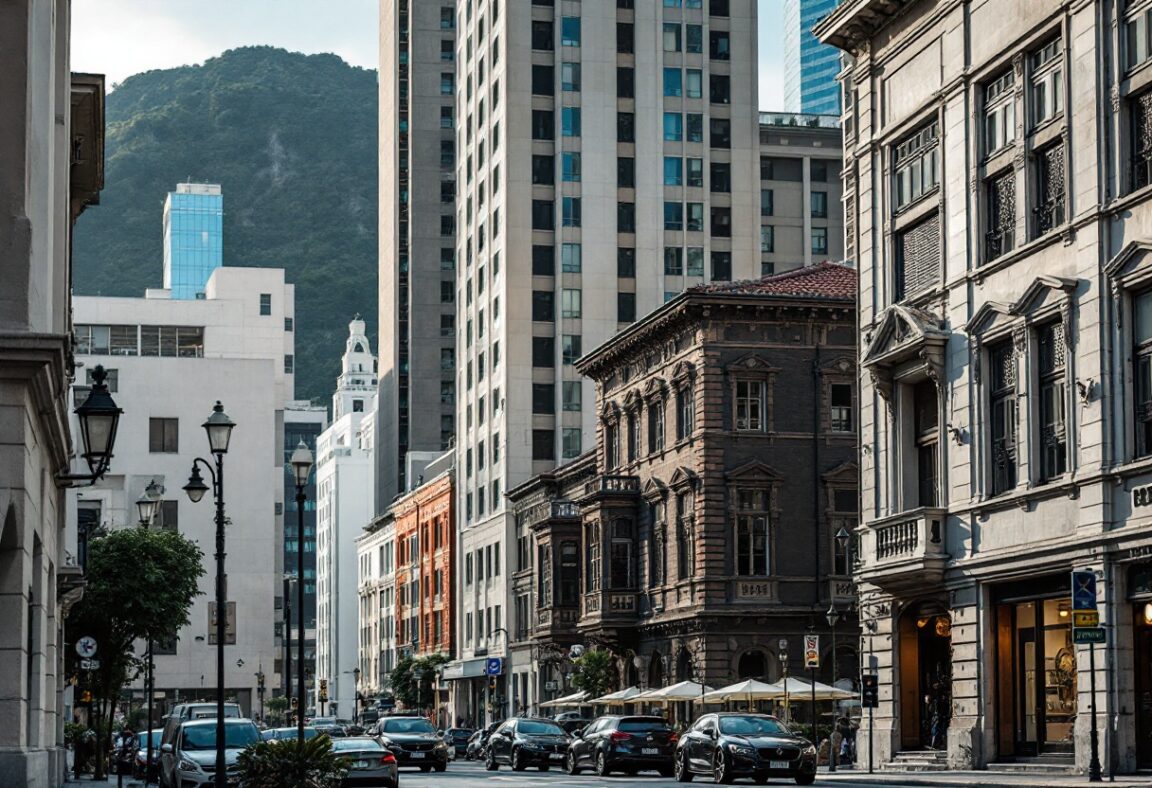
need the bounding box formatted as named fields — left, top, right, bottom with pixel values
left=433, top=761, right=447, bottom=772
left=660, top=766, right=675, bottom=778
left=675, top=750, right=694, bottom=782
left=485, top=751, right=499, bottom=771
left=794, top=773, right=816, bottom=786
left=512, top=747, right=527, bottom=771
left=567, top=751, right=582, bottom=775
left=595, top=751, right=613, bottom=777
left=419, top=764, right=432, bottom=772
left=713, top=749, right=735, bottom=785
left=538, top=764, right=549, bottom=771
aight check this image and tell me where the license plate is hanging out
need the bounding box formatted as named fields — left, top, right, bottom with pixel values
left=355, top=760, right=373, bottom=769
left=550, top=753, right=565, bottom=760
left=770, top=760, right=790, bottom=769
left=410, top=752, right=425, bottom=759
left=642, top=748, right=659, bottom=755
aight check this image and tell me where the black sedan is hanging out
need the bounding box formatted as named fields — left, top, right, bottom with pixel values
left=373, top=716, right=450, bottom=772
left=484, top=717, right=570, bottom=771
left=330, top=737, right=398, bottom=787
left=674, top=713, right=816, bottom=785
left=444, top=727, right=473, bottom=758
left=567, top=715, right=676, bottom=777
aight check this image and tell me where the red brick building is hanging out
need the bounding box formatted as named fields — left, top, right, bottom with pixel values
left=393, top=470, right=455, bottom=660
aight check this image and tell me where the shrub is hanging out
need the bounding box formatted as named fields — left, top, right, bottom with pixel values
left=236, top=735, right=348, bottom=788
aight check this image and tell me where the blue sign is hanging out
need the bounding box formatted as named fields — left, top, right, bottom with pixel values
left=1072, top=570, right=1098, bottom=612
left=485, top=657, right=503, bottom=677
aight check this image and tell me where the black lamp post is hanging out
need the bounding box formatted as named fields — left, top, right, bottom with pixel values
left=290, top=440, right=314, bottom=744
left=827, top=526, right=850, bottom=774
left=182, top=401, right=236, bottom=788
left=352, top=667, right=361, bottom=724
left=135, top=479, right=163, bottom=786
left=59, top=364, right=123, bottom=486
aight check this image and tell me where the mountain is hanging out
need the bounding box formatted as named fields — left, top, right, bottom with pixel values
left=72, top=46, right=379, bottom=407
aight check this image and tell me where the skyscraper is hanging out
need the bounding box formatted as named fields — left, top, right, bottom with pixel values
left=784, top=0, right=842, bottom=116
left=377, top=0, right=458, bottom=506
left=162, top=182, right=223, bottom=300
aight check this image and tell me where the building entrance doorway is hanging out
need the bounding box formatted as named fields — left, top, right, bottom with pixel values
left=1134, top=602, right=1152, bottom=767
left=897, top=604, right=952, bottom=750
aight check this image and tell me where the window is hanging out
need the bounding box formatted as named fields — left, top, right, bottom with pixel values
left=532, top=199, right=554, bottom=231
left=84, top=366, right=119, bottom=392
left=441, top=72, right=454, bottom=95
left=687, top=24, right=703, bottom=53
left=895, top=213, right=941, bottom=301
left=561, top=107, right=581, bottom=137
left=618, top=157, right=635, bottom=188
left=618, top=248, right=636, bottom=278
left=812, top=227, right=828, bottom=255
left=533, top=383, right=555, bottom=414
left=259, top=293, right=272, bottom=315
left=686, top=70, right=703, bottom=99
left=532, top=154, right=555, bottom=185
left=811, top=191, right=828, bottom=218
left=663, top=68, right=682, bottom=97
left=830, top=384, right=853, bottom=433
left=532, top=291, right=555, bottom=322
left=1037, top=321, right=1067, bottom=481
left=893, top=121, right=940, bottom=209
left=676, top=492, right=695, bottom=579
left=533, top=336, right=555, bottom=367
left=761, top=226, right=774, bottom=253
left=561, top=16, right=581, bottom=46
left=618, top=292, right=636, bottom=322
left=149, top=418, right=178, bottom=453
left=663, top=23, right=681, bottom=51
left=711, top=207, right=732, bottom=237
left=1036, top=143, right=1066, bottom=235
left=532, top=245, right=555, bottom=276
left=618, top=202, right=636, bottom=233
left=712, top=251, right=732, bottom=281
left=647, top=401, right=665, bottom=453
left=985, top=170, right=1016, bottom=262
left=687, top=158, right=704, bottom=188
left=559, top=541, right=579, bottom=604
left=561, top=243, right=582, bottom=272
left=617, top=22, right=634, bottom=54
left=1136, top=289, right=1152, bottom=457
left=532, top=109, right=554, bottom=140
left=761, top=189, right=774, bottom=217
left=687, top=203, right=704, bottom=232
left=710, top=30, right=730, bottom=59
left=686, top=247, right=704, bottom=276
left=664, top=157, right=683, bottom=186
left=617, top=67, right=635, bottom=98
left=984, top=71, right=1016, bottom=155
left=562, top=334, right=582, bottom=364
left=710, top=162, right=731, bottom=192
left=989, top=341, right=1018, bottom=495
left=709, top=74, right=730, bottom=104
left=532, top=65, right=554, bottom=96
left=561, top=289, right=582, bottom=319
left=687, top=113, right=704, bottom=142
left=441, top=6, right=455, bottom=27
left=677, top=386, right=694, bottom=439
left=441, top=39, right=455, bottom=60
left=562, top=197, right=581, bottom=227
left=735, top=489, right=770, bottom=576
left=710, top=0, right=729, bottom=15
left=533, top=430, right=555, bottom=461
left=441, top=347, right=455, bottom=370
left=561, top=62, right=581, bottom=91
left=562, top=428, right=582, bottom=459
left=563, top=381, right=582, bottom=412
left=1128, top=4, right=1152, bottom=70
left=664, top=247, right=684, bottom=275
left=664, top=112, right=683, bottom=141
left=735, top=380, right=765, bottom=431
left=586, top=524, right=601, bottom=592
left=609, top=520, right=634, bottom=588
left=1031, top=39, right=1063, bottom=126
left=664, top=202, right=684, bottom=231
left=531, top=20, right=553, bottom=50
left=618, top=112, right=635, bottom=142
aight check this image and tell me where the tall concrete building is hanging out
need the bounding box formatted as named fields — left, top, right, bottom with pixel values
left=784, top=0, right=843, bottom=116
left=447, top=0, right=761, bottom=715
left=162, top=183, right=224, bottom=301
left=377, top=0, right=458, bottom=506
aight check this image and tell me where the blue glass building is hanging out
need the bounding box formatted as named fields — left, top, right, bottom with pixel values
left=163, top=182, right=223, bottom=299
left=784, top=0, right=843, bottom=116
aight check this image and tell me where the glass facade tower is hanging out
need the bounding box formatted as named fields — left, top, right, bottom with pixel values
left=163, top=182, right=223, bottom=300
left=784, top=0, right=843, bottom=116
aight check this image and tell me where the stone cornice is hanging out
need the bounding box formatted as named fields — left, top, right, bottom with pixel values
left=0, top=332, right=74, bottom=475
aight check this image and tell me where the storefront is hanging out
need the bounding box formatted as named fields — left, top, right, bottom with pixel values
left=1128, top=562, right=1152, bottom=767
left=993, top=575, right=1076, bottom=759
left=896, top=600, right=952, bottom=750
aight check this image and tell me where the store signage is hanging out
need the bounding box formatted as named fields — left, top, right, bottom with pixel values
left=485, top=657, right=503, bottom=676
left=76, top=636, right=97, bottom=658
left=1134, top=483, right=1152, bottom=508
left=1071, top=570, right=1098, bottom=612
left=1073, top=627, right=1107, bottom=645
left=1073, top=611, right=1099, bottom=628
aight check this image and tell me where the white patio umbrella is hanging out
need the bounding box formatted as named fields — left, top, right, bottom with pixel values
left=767, top=677, right=857, bottom=700
left=538, top=690, right=589, bottom=709
left=700, top=678, right=781, bottom=705
left=589, top=686, right=644, bottom=705
left=632, top=680, right=714, bottom=703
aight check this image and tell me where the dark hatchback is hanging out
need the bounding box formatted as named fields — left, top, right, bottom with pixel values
left=444, top=727, right=473, bottom=757
left=567, top=715, right=676, bottom=777
left=674, top=713, right=816, bottom=785
left=484, top=717, right=571, bottom=771
left=371, top=716, right=450, bottom=771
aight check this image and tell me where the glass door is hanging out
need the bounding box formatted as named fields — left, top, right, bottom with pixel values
left=1013, top=602, right=1038, bottom=756
left=1040, top=599, right=1075, bottom=754
left=1135, top=604, right=1152, bottom=767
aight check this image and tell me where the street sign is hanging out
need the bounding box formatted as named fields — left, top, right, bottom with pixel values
left=1073, top=627, right=1107, bottom=645
left=803, top=635, right=820, bottom=669
left=76, top=636, right=97, bottom=658
left=1072, top=570, right=1098, bottom=612
left=861, top=674, right=878, bottom=709
left=777, top=638, right=788, bottom=652
left=569, top=644, right=585, bottom=659
left=80, top=659, right=100, bottom=670
left=1073, top=611, right=1100, bottom=628
left=485, top=657, right=503, bottom=676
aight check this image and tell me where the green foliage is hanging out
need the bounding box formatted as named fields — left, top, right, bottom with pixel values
left=265, top=695, right=290, bottom=725
left=64, top=721, right=88, bottom=747
left=236, top=735, right=348, bottom=788
left=72, top=46, right=379, bottom=405
left=570, top=649, right=618, bottom=701
left=389, top=653, right=451, bottom=711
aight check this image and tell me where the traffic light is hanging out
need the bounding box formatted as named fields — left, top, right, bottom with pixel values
left=488, top=677, right=497, bottom=691
left=861, top=674, right=878, bottom=709
left=291, top=696, right=298, bottom=710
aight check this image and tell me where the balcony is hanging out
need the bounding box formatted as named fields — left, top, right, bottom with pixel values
left=584, top=474, right=640, bottom=496
left=551, top=501, right=580, bottom=520
left=1034, top=198, right=1065, bottom=236
left=579, top=590, right=638, bottom=633
left=985, top=228, right=1014, bottom=263
left=857, top=507, right=948, bottom=593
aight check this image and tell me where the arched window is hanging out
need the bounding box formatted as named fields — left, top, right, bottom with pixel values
left=737, top=650, right=768, bottom=680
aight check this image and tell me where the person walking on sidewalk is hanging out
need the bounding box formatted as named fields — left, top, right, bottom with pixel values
left=115, top=725, right=138, bottom=788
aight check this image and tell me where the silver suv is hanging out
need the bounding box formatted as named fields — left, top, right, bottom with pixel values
left=158, top=717, right=260, bottom=787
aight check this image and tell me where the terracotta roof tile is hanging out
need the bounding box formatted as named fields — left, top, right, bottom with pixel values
left=690, top=261, right=857, bottom=301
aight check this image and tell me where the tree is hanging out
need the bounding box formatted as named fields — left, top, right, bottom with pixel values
left=236, top=735, right=347, bottom=787
left=570, top=649, right=618, bottom=701
left=265, top=695, right=290, bottom=726
left=389, top=653, right=451, bottom=711
left=67, top=527, right=204, bottom=777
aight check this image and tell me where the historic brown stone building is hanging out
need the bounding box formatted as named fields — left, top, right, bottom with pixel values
left=511, top=263, right=862, bottom=708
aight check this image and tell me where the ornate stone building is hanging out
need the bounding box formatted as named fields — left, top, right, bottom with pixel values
left=509, top=264, right=860, bottom=709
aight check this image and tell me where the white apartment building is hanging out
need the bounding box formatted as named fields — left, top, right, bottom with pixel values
left=357, top=516, right=397, bottom=704
left=315, top=318, right=378, bottom=718
left=449, top=0, right=761, bottom=720
left=70, top=267, right=295, bottom=716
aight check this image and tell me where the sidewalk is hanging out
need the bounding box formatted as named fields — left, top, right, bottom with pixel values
left=818, top=767, right=1152, bottom=787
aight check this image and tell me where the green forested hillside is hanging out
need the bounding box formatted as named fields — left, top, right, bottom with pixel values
left=73, top=46, right=379, bottom=406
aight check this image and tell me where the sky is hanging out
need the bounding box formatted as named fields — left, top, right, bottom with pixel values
left=71, top=0, right=788, bottom=110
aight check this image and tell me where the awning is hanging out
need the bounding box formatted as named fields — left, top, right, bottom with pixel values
left=441, top=658, right=489, bottom=681
left=538, top=690, right=588, bottom=708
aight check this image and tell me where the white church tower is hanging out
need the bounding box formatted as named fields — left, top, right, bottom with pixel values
left=333, top=314, right=377, bottom=419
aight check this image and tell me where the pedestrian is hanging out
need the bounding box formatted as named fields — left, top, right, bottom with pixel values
left=116, top=725, right=138, bottom=788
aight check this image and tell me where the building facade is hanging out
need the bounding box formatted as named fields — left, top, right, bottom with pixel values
left=784, top=0, right=844, bottom=116
left=357, top=516, right=397, bottom=705
left=315, top=318, right=377, bottom=718
left=71, top=267, right=295, bottom=717
left=0, top=1, right=104, bottom=782
left=819, top=0, right=1152, bottom=773
left=162, top=183, right=224, bottom=301
left=377, top=0, right=458, bottom=505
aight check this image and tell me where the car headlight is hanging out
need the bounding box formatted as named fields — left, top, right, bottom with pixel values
left=727, top=744, right=757, bottom=757
left=435, top=740, right=449, bottom=750
left=177, top=758, right=199, bottom=772
left=802, top=743, right=817, bottom=756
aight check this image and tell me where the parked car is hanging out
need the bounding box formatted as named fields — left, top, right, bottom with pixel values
left=260, top=726, right=320, bottom=742
left=444, top=727, right=473, bottom=758
left=484, top=717, right=570, bottom=772
left=673, top=712, right=816, bottom=785
left=158, top=717, right=262, bottom=787
left=160, top=702, right=244, bottom=757
left=372, top=715, right=450, bottom=772
left=567, top=715, right=676, bottom=777
left=330, top=736, right=398, bottom=788
left=311, top=716, right=348, bottom=738
left=132, top=729, right=163, bottom=781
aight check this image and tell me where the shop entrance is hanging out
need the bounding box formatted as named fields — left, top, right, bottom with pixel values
left=897, top=604, right=952, bottom=750
left=1134, top=602, right=1152, bottom=767
left=995, top=597, right=1075, bottom=757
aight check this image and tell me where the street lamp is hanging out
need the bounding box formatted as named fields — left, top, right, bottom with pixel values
left=59, top=364, right=123, bottom=486
left=352, top=668, right=362, bottom=724
left=290, top=440, right=313, bottom=744
left=182, top=401, right=236, bottom=788
left=136, top=479, right=164, bottom=787
left=825, top=602, right=842, bottom=773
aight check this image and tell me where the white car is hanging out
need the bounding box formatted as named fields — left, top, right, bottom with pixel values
left=158, top=717, right=260, bottom=787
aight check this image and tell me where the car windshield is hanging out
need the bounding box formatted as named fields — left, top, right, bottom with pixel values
left=518, top=720, right=565, bottom=736
left=181, top=722, right=260, bottom=750
left=718, top=716, right=788, bottom=736
left=332, top=738, right=384, bottom=751
left=619, top=719, right=671, bottom=733
left=382, top=718, right=436, bottom=734
left=274, top=728, right=319, bottom=740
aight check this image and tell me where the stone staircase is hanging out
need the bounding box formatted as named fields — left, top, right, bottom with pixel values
left=989, top=754, right=1076, bottom=774
left=885, top=750, right=949, bottom=771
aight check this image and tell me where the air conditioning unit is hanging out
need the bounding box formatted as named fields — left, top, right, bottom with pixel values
left=544, top=681, right=558, bottom=691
